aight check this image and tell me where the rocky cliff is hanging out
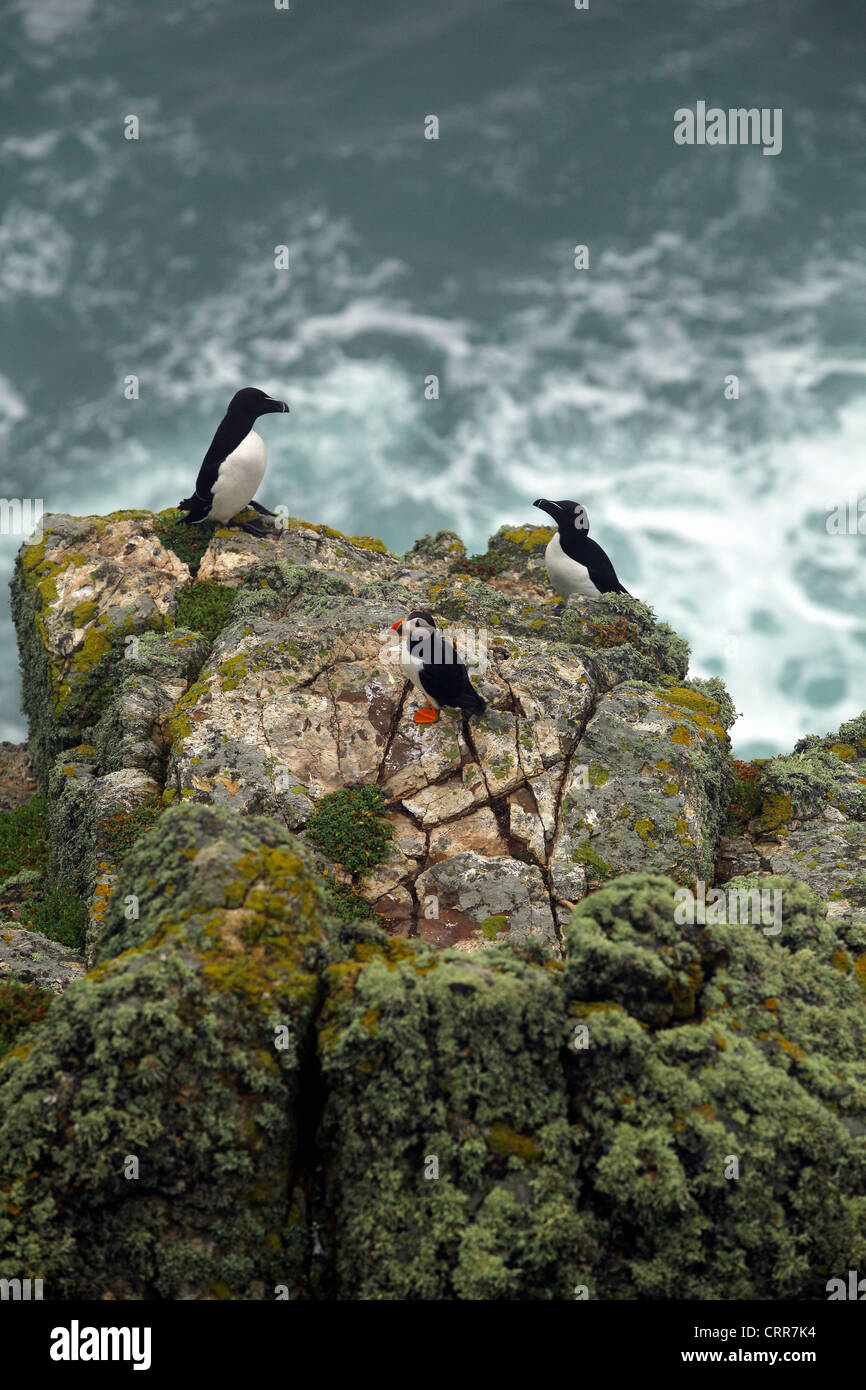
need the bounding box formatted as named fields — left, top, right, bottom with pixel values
left=0, top=508, right=864, bottom=1299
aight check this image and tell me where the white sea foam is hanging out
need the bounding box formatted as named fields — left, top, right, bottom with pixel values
left=0, top=9, right=863, bottom=761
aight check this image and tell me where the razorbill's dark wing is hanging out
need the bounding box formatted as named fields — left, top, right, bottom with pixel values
left=583, top=536, right=629, bottom=595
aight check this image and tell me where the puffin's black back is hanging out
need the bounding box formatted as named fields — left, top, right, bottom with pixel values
left=410, top=624, right=486, bottom=715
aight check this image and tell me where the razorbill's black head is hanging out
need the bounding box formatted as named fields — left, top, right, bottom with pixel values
left=533, top=497, right=630, bottom=599
left=178, top=386, right=289, bottom=537
left=388, top=611, right=486, bottom=725
left=534, top=498, right=589, bottom=531
left=227, top=386, right=290, bottom=419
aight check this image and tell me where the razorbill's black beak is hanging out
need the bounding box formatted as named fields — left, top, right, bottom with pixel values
left=533, top=498, right=557, bottom=519
left=262, top=397, right=289, bottom=414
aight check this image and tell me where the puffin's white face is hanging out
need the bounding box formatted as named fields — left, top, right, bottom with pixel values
left=402, top=616, right=436, bottom=642
left=573, top=504, right=589, bottom=531
left=386, top=613, right=438, bottom=666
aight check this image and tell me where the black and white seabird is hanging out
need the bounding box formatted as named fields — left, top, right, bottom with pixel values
left=389, top=610, right=486, bottom=725
left=533, top=498, right=630, bottom=599
left=179, top=386, right=289, bottom=538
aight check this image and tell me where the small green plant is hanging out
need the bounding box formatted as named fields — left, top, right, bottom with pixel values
left=573, top=838, right=617, bottom=882
left=324, top=881, right=376, bottom=921
left=452, top=551, right=509, bottom=580
left=725, top=759, right=764, bottom=831
left=0, top=794, right=49, bottom=878
left=307, top=784, right=392, bottom=876
left=153, top=512, right=218, bottom=571
left=19, top=886, right=87, bottom=950
left=0, top=979, right=53, bottom=1056
left=175, top=580, right=236, bottom=646
left=99, top=798, right=164, bottom=865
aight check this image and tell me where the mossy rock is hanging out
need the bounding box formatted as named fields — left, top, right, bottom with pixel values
left=456, top=523, right=553, bottom=580
left=11, top=513, right=189, bottom=782
left=0, top=803, right=336, bottom=1299
left=152, top=511, right=218, bottom=571
left=315, top=937, right=582, bottom=1299
left=561, top=593, right=690, bottom=684
left=0, top=793, right=49, bottom=878
left=0, top=979, right=53, bottom=1058
left=174, top=580, right=237, bottom=647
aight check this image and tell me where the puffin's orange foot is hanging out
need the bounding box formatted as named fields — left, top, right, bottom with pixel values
left=413, top=707, right=439, bottom=725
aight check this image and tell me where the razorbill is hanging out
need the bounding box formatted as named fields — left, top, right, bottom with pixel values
left=389, top=611, right=486, bottom=724
left=179, top=386, right=289, bottom=538
left=533, top=498, right=630, bottom=599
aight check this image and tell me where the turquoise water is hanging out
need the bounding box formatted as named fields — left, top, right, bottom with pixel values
left=1, top=0, right=864, bottom=755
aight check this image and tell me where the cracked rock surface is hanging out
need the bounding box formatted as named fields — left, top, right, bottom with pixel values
left=8, top=511, right=743, bottom=957
left=2, top=512, right=865, bottom=1302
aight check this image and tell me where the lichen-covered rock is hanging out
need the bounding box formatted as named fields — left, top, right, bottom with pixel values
left=11, top=513, right=733, bottom=956
left=0, top=742, right=37, bottom=811
left=308, top=869, right=866, bottom=1299
left=716, top=711, right=866, bottom=950
left=404, top=529, right=467, bottom=574
left=550, top=680, right=735, bottom=890
left=11, top=511, right=190, bottom=780
left=414, top=852, right=557, bottom=951
left=314, top=934, right=581, bottom=1299
left=5, top=508, right=865, bottom=1302
left=92, top=629, right=208, bottom=779
left=0, top=924, right=85, bottom=993
left=453, top=521, right=554, bottom=601
left=158, top=555, right=712, bottom=945
left=196, top=516, right=402, bottom=587
left=48, top=757, right=162, bottom=965
left=0, top=803, right=334, bottom=1300
left=562, top=873, right=866, bottom=1297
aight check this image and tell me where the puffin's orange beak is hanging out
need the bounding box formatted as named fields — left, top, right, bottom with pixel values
left=389, top=620, right=403, bottom=632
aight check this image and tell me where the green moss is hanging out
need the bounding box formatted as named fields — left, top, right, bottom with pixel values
left=573, top=839, right=617, bottom=881
left=406, top=531, right=466, bottom=563
left=725, top=759, right=764, bottom=830
left=324, top=881, right=376, bottom=922
left=306, top=785, right=392, bottom=877
left=634, top=817, right=657, bottom=841
left=487, top=1123, right=542, bottom=1162
left=17, top=884, right=87, bottom=950
left=480, top=914, right=509, bottom=940
left=71, top=599, right=98, bottom=627
left=458, top=522, right=554, bottom=579
left=0, top=980, right=54, bottom=1057
left=755, top=790, right=794, bottom=834
left=348, top=534, right=389, bottom=554
left=501, top=525, right=554, bottom=552
left=98, top=798, right=164, bottom=867
left=152, top=511, right=218, bottom=571
left=174, top=580, right=237, bottom=647
left=656, top=686, right=720, bottom=715
left=0, top=795, right=49, bottom=877
left=560, top=594, right=690, bottom=682
left=654, top=687, right=727, bottom=743
left=0, top=804, right=333, bottom=1299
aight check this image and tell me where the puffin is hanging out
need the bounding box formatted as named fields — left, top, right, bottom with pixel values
left=533, top=498, right=630, bottom=599
left=388, top=611, right=486, bottom=725
left=179, top=386, right=289, bottom=538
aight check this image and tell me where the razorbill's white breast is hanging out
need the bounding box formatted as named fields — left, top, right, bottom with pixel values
left=533, top=498, right=630, bottom=599
left=179, top=386, right=288, bottom=538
